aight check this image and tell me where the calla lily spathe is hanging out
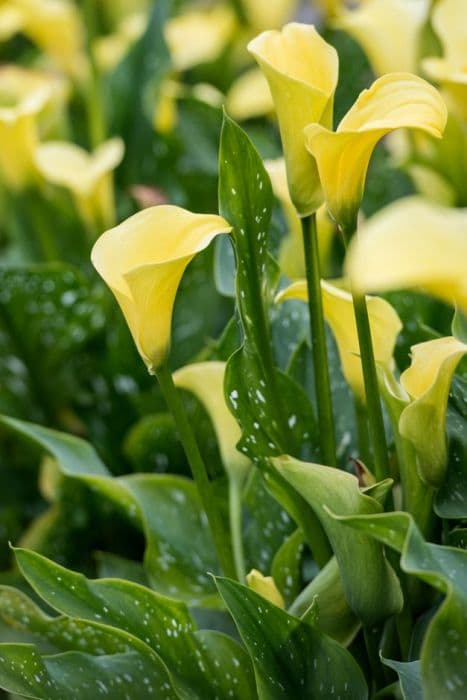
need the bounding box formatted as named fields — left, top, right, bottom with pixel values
left=276, top=279, right=402, bottom=401
left=226, top=68, right=274, bottom=122
left=164, top=5, right=237, bottom=72
left=248, top=23, right=338, bottom=217
left=35, top=138, right=124, bottom=231
left=399, top=336, right=467, bottom=486
left=304, top=73, right=447, bottom=232
left=422, top=0, right=467, bottom=120
left=345, top=197, right=467, bottom=312
left=0, top=66, right=65, bottom=189
left=91, top=206, right=232, bottom=373
left=242, top=0, right=297, bottom=31
left=173, top=361, right=251, bottom=484
left=246, top=569, right=285, bottom=608
left=334, top=0, right=429, bottom=76
left=265, top=157, right=334, bottom=279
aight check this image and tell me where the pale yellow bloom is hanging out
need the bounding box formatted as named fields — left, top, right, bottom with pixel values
left=164, top=5, right=237, bottom=72
left=334, top=0, right=429, bottom=75
left=173, top=361, right=250, bottom=484
left=276, top=279, right=401, bottom=401
left=422, top=0, right=467, bottom=120
left=10, top=0, right=86, bottom=77
left=94, top=13, right=146, bottom=73
left=0, top=66, right=64, bottom=189
left=246, top=569, right=285, bottom=608
left=345, top=197, right=467, bottom=312
left=0, top=3, right=23, bottom=40
left=304, top=73, right=447, bottom=232
left=226, top=68, right=273, bottom=121
left=242, top=0, right=298, bottom=31
left=91, top=206, right=232, bottom=372
left=265, top=157, right=334, bottom=278
left=248, top=23, right=338, bottom=216
left=35, top=138, right=124, bottom=231
left=399, top=336, right=467, bottom=486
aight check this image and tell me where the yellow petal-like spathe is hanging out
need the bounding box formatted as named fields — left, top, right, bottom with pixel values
left=91, top=206, right=232, bottom=372
left=94, top=12, right=146, bottom=73
left=164, top=5, right=237, bottom=72
left=399, top=336, right=467, bottom=486
left=304, top=73, right=447, bottom=232
left=265, top=157, right=334, bottom=279
left=334, top=0, right=429, bottom=75
left=246, top=569, right=285, bottom=608
left=173, top=361, right=251, bottom=484
left=35, top=138, right=124, bottom=230
left=276, top=279, right=402, bottom=400
left=11, top=0, right=86, bottom=77
left=0, top=66, right=63, bottom=189
left=430, top=0, right=467, bottom=65
left=241, top=0, right=298, bottom=31
left=225, top=68, right=274, bottom=122
left=345, top=197, right=467, bottom=312
left=248, top=23, right=338, bottom=216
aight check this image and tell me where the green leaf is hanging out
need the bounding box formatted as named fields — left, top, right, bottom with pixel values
left=333, top=511, right=467, bottom=700
left=216, top=576, right=368, bottom=700
left=452, top=308, right=467, bottom=344
left=0, top=264, right=105, bottom=421
left=271, top=530, right=305, bottom=608
left=272, top=455, right=403, bottom=625
left=13, top=549, right=256, bottom=700
left=381, top=658, right=423, bottom=700
left=0, top=645, right=178, bottom=699
left=0, top=416, right=220, bottom=605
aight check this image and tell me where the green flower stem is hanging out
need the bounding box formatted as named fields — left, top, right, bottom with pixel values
left=354, top=397, right=371, bottom=467
left=349, top=289, right=390, bottom=482
left=229, top=477, right=246, bottom=582
left=82, top=0, right=106, bottom=147
left=301, top=213, right=337, bottom=466
left=156, top=362, right=236, bottom=579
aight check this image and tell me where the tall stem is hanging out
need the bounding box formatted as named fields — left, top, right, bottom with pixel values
left=350, top=290, right=390, bottom=482
left=229, top=478, right=246, bottom=582
left=156, top=362, right=236, bottom=579
left=82, top=0, right=106, bottom=147
left=301, top=213, right=336, bottom=466
left=341, top=222, right=390, bottom=482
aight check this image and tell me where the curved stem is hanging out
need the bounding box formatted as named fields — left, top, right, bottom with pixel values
left=301, top=213, right=337, bottom=466
left=156, top=362, right=236, bottom=579
left=229, top=478, right=246, bottom=582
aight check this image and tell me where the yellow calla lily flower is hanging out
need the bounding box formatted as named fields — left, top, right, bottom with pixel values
left=35, top=138, right=124, bottom=232
left=94, top=12, right=146, bottom=74
left=248, top=23, right=339, bottom=217
left=265, top=157, right=334, bottom=279
left=399, top=336, right=467, bottom=486
left=246, top=569, right=285, bottom=608
left=241, top=0, right=298, bottom=31
left=91, top=206, right=232, bottom=373
left=164, top=5, right=237, bottom=72
left=345, top=197, right=467, bottom=312
left=226, top=68, right=273, bottom=122
left=276, top=279, right=401, bottom=401
left=172, top=361, right=251, bottom=484
left=421, top=0, right=467, bottom=120
left=334, top=0, right=429, bottom=76
left=10, top=0, right=86, bottom=78
left=304, top=73, right=447, bottom=232
left=0, top=66, right=64, bottom=189
left=0, top=3, right=23, bottom=40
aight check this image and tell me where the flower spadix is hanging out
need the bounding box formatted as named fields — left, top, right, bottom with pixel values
left=345, top=197, right=467, bottom=312
left=35, top=138, right=124, bottom=231
left=91, top=206, right=232, bottom=373
left=173, top=361, right=251, bottom=485
left=399, top=336, right=467, bottom=486
left=276, top=279, right=402, bottom=401
left=0, top=66, right=64, bottom=189
left=422, top=0, right=467, bottom=120
left=334, top=0, right=429, bottom=76
left=304, top=73, right=447, bottom=232
left=248, top=23, right=338, bottom=216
